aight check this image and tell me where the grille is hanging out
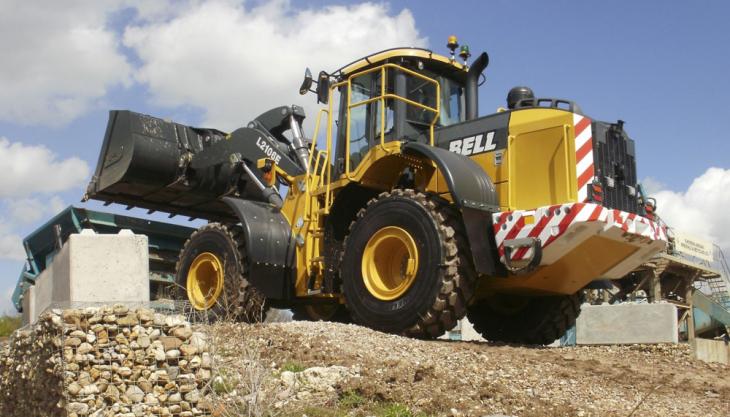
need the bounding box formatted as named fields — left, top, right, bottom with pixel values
left=591, top=120, right=640, bottom=214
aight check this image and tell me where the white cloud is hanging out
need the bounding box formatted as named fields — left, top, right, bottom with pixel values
left=0, top=0, right=425, bottom=128
left=0, top=286, right=17, bottom=316
left=0, top=221, right=25, bottom=262
left=122, top=0, right=178, bottom=22
left=5, top=196, right=67, bottom=225
left=123, top=0, right=426, bottom=130
left=6, top=199, right=46, bottom=225
left=0, top=0, right=132, bottom=126
left=0, top=138, right=89, bottom=198
left=648, top=167, right=730, bottom=254
left=639, top=177, right=666, bottom=196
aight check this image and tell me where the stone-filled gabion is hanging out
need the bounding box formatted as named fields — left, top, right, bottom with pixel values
left=0, top=317, right=65, bottom=416
left=0, top=305, right=212, bottom=417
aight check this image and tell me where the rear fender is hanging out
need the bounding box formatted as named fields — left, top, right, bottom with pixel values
left=221, top=197, right=295, bottom=300
left=402, top=142, right=505, bottom=277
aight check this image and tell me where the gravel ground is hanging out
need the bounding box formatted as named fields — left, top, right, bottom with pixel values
left=207, top=321, right=729, bottom=417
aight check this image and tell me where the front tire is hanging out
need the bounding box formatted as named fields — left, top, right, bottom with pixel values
left=341, top=189, right=475, bottom=338
left=466, top=292, right=582, bottom=345
left=175, top=223, right=267, bottom=322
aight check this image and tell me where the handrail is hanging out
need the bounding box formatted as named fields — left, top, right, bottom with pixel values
left=344, top=62, right=440, bottom=179
left=307, top=108, right=329, bottom=175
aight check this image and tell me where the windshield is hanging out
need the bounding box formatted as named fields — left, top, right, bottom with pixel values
left=404, top=71, right=464, bottom=128
left=439, top=76, right=464, bottom=127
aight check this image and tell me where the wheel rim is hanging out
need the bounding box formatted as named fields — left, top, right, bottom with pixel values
left=361, top=226, right=419, bottom=301
left=187, top=252, right=225, bottom=310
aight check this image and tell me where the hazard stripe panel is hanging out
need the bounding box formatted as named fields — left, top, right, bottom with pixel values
left=492, top=203, right=668, bottom=262
left=574, top=113, right=594, bottom=202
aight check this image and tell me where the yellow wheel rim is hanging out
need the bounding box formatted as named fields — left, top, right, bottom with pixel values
left=186, top=252, right=224, bottom=310
left=361, top=226, right=419, bottom=301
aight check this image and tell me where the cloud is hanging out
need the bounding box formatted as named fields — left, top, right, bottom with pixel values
left=5, top=196, right=66, bottom=225
left=0, top=0, right=132, bottom=126
left=0, top=0, right=425, bottom=128
left=0, top=221, right=25, bottom=262
left=0, top=286, right=18, bottom=316
left=0, top=138, right=89, bottom=198
left=647, top=167, right=730, bottom=254
left=0, top=137, right=78, bottom=262
left=123, top=0, right=426, bottom=130
left=0, top=194, right=67, bottom=262
left=639, top=177, right=666, bottom=196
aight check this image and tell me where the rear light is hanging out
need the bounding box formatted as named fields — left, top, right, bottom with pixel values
left=589, top=179, right=603, bottom=203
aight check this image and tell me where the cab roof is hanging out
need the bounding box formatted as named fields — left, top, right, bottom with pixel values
left=334, top=47, right=467, bottom=80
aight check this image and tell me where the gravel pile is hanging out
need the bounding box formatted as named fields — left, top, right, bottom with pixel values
left=0, top=305, right=213, bottom=417
left=208, top=320, right=729, bottom=417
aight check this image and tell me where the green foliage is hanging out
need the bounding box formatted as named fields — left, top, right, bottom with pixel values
left=211, top=373, right=237, bottom=395
left=0, top=315, right=22, bottom=337
left=284, top=406, right=339, bottom=417
left=339, top=390, right=366, bottom=408
left=374, top=403, right=414, bottom=417
left=280, top=361, right=306, bottom=373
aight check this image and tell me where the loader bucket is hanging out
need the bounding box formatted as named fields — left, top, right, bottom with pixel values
left=85, top=110, right=262, bottom=221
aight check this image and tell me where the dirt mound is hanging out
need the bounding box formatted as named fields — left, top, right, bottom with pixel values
left=207, top=321, right=729, bottom=417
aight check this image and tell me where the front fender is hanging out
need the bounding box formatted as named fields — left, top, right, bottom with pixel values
left=221, top=196, right=295, bottom=300
left=402, top=142, right=505, bottom=277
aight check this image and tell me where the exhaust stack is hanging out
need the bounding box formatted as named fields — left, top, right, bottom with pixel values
left=465, top=52, right=489, bottom=121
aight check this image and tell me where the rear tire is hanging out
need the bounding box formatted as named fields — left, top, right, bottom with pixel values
left=466, top=292, right=582, bottom=345
left=175, top=223, right=267, bottom=322
left=341, top=189, right=475, bottom=338
left=291, top=303, right=350, bottom=323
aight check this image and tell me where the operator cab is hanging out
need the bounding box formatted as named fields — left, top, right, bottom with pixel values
left=335, top=48, right=468, bottom=174
left=301, top=46, right=477, bottom=177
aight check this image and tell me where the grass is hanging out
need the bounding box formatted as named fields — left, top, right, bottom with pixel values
left=211, top=372, right=238, bottom=395
left=373, top=403, right=415, bottom=417
left=339, top=390, right=365, bottom=408
left=281, top=361, right=307, bottom=373
left=283, top=406, right=340, bottom=417
left=336, top=391, right=426, bottom=417
left=283, top=402, right=422, bottom=417
left=0, top=315, right=22, bottom=337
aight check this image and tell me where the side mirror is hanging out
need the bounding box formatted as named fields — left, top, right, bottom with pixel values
left=299, top=68, right=313, bottom=95
left=316, top=71, right=330, bottom=104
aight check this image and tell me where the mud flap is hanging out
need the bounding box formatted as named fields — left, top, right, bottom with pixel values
left=221, top=197, right=296, bottom=300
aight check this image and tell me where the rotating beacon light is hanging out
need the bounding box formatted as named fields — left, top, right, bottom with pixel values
left=459, top=44, right=471, bottom=69
left=447, top=35, right=459, bottom=62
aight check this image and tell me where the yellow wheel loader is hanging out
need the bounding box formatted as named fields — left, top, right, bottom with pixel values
left=85, top=39, right=666, bottom=343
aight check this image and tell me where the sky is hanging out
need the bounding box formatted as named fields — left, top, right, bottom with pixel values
left=1, top=0, right=729, bottom=313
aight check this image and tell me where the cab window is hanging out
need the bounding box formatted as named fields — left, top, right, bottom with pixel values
left=347, top=71, right=395, bottom=172
left=404, top=72, right=438, bottom=126
left=439, top=77, right=464, bottom=126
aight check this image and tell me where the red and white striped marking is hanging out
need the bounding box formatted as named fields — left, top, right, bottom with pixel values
left=493, top=203, right=667, bottom=262
left=574, top=114, right=594, bottom=202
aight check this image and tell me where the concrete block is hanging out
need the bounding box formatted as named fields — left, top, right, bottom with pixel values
left=440, top=318, right=486, bottom=342
left=576, top=303, right=678, bottom=345
left=693, top=338, right=730, bottom=365
left=21, top=285, right=34, bottom=325
left=459, top=318, right=486, bottom=342
left=25, top=229, right=150, bottom=323
left=33, top=267, right=54, bottom=320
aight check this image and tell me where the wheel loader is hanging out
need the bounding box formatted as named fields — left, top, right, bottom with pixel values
left=84, top=38, right=667, bottom=344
